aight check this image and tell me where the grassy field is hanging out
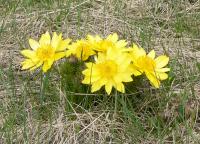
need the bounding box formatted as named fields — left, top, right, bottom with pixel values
left=0, top=0, right=200, bottom=143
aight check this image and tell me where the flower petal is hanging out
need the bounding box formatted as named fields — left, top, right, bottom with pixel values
left=131, top=44, right=146, bottom=58
left=122, top=74, right=133, bottom=82
left=66, top=49, right=74, bottom=57
left=21, top=50, right=36, bottom=59
left=51, top=32, right=61, bottom=49
left=156, top=68, right=170, bottom=72
left=85, top=62, right=93, bottom=68
left=82, top=77, right=90, bottom=84
left=87, top=34, right=102, bottom=42
left=116, top=40, right=128, bottom=48
left=156, top=72, right=168, bottom=80
left=115, top=82, right=125, bottom=93
left=54, top=52, right=65, bottom=61
left=155, top=55, right=169, bottom=68
left=145, top=72, right=160, bottom=88
left=42, top=59, right=54, bottom=72
left=56, top=39, right=71, bottom=52
left=114, top=73, right=133, bottom=83
left=82, top=75, right=100, bottom=84
left=30, top=61, right=43, bottom=71
left=107, top=33, right=118, bottom=42
left=147, top=50, right=155, bottom=59
left=82, top=65, right=101, bottom=84
left=39, top=31, right=51, bottom=45
left=91, top=80, right=104, bottom=93
left=29, top=39, right=40, bottom=50
left=105, top=81, right=113, bottom=95
left=21, top=59, right=36, bottom=70
left=130, top=64, right=142, bottom=76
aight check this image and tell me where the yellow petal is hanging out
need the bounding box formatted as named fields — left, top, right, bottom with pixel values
left=83, top=67, right=99, bottom=76
left=147, top=50, right=155, bottom=59
left=91, top=81, right=104, bottom=93
left=70, top=40, right=95, bottom=61
left=87, top=34, right=102, bottom=42
left=29, top=39, right=40, bottom=50
left=156, top=68, right=170, bottom=72
left=82, top=77, right=90, bottom=84
left=145, top=72, right=160, bottom=88
left=137, top=48, right=146, bottom=56
left=132, top=69, right=142, bottom=76
left=116, top=54, right=131, bottom=70
left=114, top=73, right=133, bottom=83
left=116, top=40, right=127, bottom=48
left=122, top=73, right=133, bottom=82
left=82, top=69, right=90, bottom=75
left=54, top=52, right=65, bottom=61
left=131, top=64, right=142, bottom=76
left=80, top=53, right=89, bottom=61
left=155, top=55, right=169, bottom=68
left=66, top=49, right=74, bottom=57
left=30, top=61, right=43, bottom=71
left=42, top=59, right=54, bottom=72
left=21, top=59, right=36, bottom=70
left=51, top=32, right=60, bottom=49
left=107, top=33, right=118, bottom=42
left=85, top=62, right=93, bottom=68
left=115, top=82, right=125, bottom=93
left=82, top=65, right=100, bottom=84
left=96, top=53, right=106, bottom=63
left=56, top=39, right=71, bottom=52
left=21, top=50, right=36, bottom=59
left=132, top=43, right=139, bottom=49
left=122, top=47, right=133, bottom=52
left=105, top=81, right=113, bottom=95
left=131, top=44, right=146, bottom=58
left=39, top=31, right=51, bottom=45
left=107, top=47, right=119, bottom=60
left=87, top=35, right=94, bottom=41
left=156, top=72, right=168, bottom=80
left=82, top=74, right=100, bottom=84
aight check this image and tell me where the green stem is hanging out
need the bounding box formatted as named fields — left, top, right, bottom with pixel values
left=114, top=90, right=118, bottom=118
left=40, top=72, right=49, bottom=104
left=40, top=73, right=44, bottom=104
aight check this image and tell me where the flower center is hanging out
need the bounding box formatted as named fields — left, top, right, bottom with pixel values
left=98, top=60, right=118, bottom=78
left=137, top=56, right=156, bottom=71
left=36, top=45, right=55, bottom=61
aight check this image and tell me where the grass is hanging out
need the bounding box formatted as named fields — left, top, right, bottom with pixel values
left=0, top=0, right=200, bottom=143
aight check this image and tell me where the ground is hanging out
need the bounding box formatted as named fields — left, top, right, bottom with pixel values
left=0, top=0, right=200, bottom=143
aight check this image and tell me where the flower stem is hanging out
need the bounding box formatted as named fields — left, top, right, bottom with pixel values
left=114, top=90, right=118, bottom=118
left=40, top=72, right=48, bottom=104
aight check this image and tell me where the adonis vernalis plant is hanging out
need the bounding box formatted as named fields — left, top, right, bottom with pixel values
left=82, top=47, right=134, bottom=95
left=20, top=32, right=170, bottom=95
left=21, top=32, right=71, bottom=72
left=87, top=33, right=128, bottom=53
left=128, top=44, right=170, bottom=88
left=66, top=39, right=96, bottom=61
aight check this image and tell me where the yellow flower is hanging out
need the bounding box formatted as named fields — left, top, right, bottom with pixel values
left=82, top=47, right=133, bottom=95
left=21, top=32, right=71, bottom=72
left=87, top=33, right=127, bottom=53
left=129, top=44, right=170, bottom=88
left=66, top=39, right=96, bottom=61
